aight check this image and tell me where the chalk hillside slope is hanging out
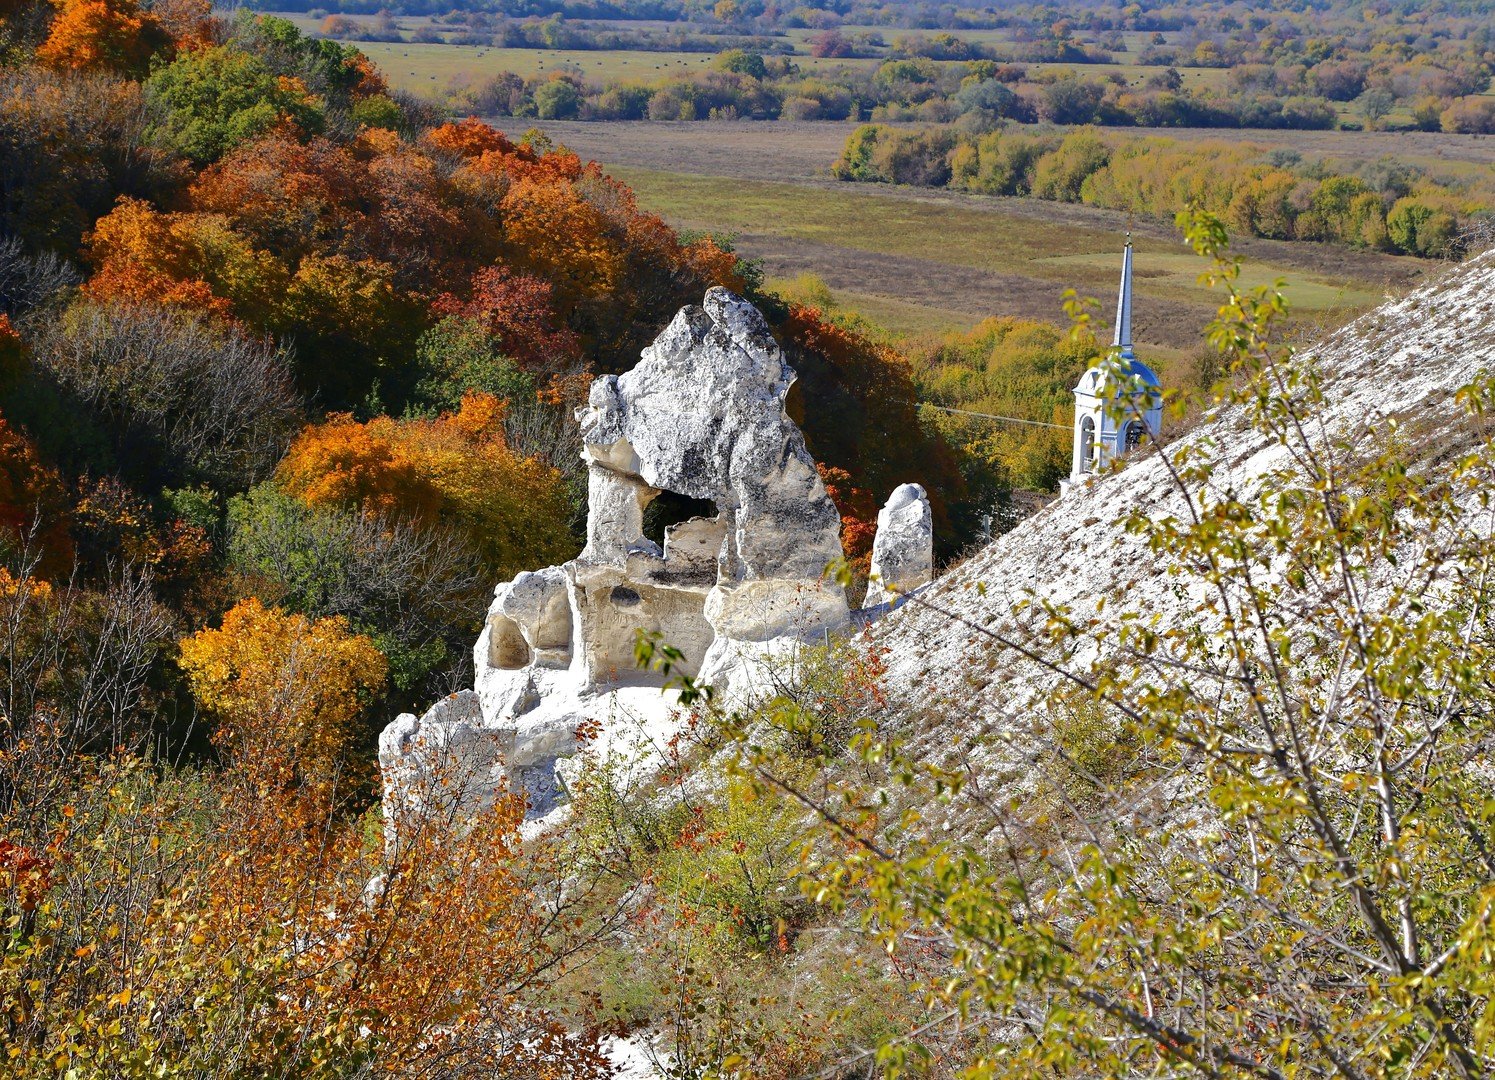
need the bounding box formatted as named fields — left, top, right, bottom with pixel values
left=872, top=249, right=1495, bottom=750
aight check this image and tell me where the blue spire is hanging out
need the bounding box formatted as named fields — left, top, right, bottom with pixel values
left=1113, top=234, right=1134, bottom=360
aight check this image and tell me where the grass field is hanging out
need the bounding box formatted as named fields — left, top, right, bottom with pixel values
left=351, top=41, right=724, bottom=90
left=501, top=119, right=1429, bottom=351
left=267, top=10, right=1233, bottom=96
left=611, top=166, right=1391, bottom=343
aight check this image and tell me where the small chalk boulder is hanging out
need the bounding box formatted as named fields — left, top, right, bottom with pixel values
left=865, top=483, right=933, bottom=608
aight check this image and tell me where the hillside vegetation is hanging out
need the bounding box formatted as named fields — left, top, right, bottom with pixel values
left=3, top=0, right=1495, bottom=1073
left=532, top=226, right=1495, bottom=1077
left=0, top=2, right=978, bottom=1072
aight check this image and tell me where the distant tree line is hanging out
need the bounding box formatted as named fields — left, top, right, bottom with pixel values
left=457, top=34, right=1492, bottom=129
left=835, top=125, right=1488, bottom=258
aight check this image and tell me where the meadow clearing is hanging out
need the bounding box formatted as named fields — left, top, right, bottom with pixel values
left=495, top=118, right=1431, bottom=354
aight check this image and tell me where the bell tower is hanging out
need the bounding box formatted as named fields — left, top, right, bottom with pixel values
left=1066, top=236, right=1163, bottom=486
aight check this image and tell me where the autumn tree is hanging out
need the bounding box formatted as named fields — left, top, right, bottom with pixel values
left=499, top=177, right=626, bottom=302
left=186, top=134, right=365, bottom=263
left=70, top=475, right=212, bottom=595
left=276, top=392, right=577, bottom=581
left=0, top=562, right=171, bottom=815
left=433, top=264, right=582, bottom=371
left=179, top=596, right=386, bottom=797
left=817, top=462, right=877, bottom=579
left=84, top=196, right=291, bottom=323
left=279, top=252, right=422, bottom=402
left=914, top=314, right=1093, bottom=494
left=35, top=0, right=164, bottom=76
left=0, top=414, right=72, bottom=571
left=150, top=0, right=212, bottom=50
left=0, top=69, right=179, bottom=253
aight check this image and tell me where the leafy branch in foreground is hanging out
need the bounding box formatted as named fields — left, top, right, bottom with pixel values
left=730, top=212, right=1495, bottom=1078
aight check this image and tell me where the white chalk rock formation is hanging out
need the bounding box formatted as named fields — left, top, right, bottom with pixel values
left=865, top=482, right=933, bottom=608
left=378, top=691, right=504, bottom=845
left=577, top=287, right=849, bottom=693
left=381, top=288, right=856, bottom=823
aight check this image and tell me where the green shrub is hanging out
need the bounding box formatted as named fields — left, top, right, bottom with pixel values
left=534, top=78, right=583, bottom=120
left=145, top=45, right=323, bottom=165
left=350, top=93, right=404, bottom=130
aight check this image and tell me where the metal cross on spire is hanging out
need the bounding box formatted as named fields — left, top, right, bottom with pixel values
left=1112, top=232, right=1134, bottom=360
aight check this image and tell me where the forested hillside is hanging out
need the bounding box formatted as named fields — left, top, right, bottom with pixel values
left=0, top=3, right=971, bottom=1072
left=0, top=0, right=971, bottom=697
left=6, top=0, right=1495, bottom=1074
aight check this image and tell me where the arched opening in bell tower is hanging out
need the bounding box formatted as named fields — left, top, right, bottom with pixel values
left=1079, top=416, right=1095, bottom=473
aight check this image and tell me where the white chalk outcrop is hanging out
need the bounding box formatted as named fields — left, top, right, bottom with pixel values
left=381, top=288, right=865, bottom=826
left=870, top=250, right=1495, bottom=769
left=865, top=483, right=933, bottom=608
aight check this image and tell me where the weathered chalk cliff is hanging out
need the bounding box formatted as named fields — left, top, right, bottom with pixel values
left=381, top=288, right=927, bottom=827
left=870, top=251, right=1495, bottom=769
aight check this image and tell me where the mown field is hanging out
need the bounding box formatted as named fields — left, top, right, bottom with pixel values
left=355, top=42, right=719, bottom=87
left=497, top=119, right=1431, bottom=354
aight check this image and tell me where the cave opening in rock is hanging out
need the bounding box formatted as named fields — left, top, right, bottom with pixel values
left=642, top=490, right=719, bottom=547
left=487, top=614, right=532, bottom=670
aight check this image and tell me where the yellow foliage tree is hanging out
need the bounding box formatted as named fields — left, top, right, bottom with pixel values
left=179, top=596, right=387, bottom=798
left=500, top=177, right=625, bottom=300
left=84, top=197, right=289, bottom=323
left=276, top=392, right=577, bottom=579
left=281, top=252, right=414, bottom=349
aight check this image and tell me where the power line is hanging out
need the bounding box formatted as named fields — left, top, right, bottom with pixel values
left=915, top=401, right=1070, bottom=431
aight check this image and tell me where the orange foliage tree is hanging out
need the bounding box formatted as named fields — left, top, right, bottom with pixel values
left=187, top=134, right=366, bottom=262
left=84, top=196, right=287, bottom=323
left=35, top=0, right=165, bottom=75
left=499, top=176, right=626, bottom=301
left=273, top=412, right=441, bottom=523
left=425, top=116, right=520, bottom=159
left=149, top=0, right=212, bottom=49
left=72, top=476, right=212, bottom=593
left=276, top=392, right=577, bottom=579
